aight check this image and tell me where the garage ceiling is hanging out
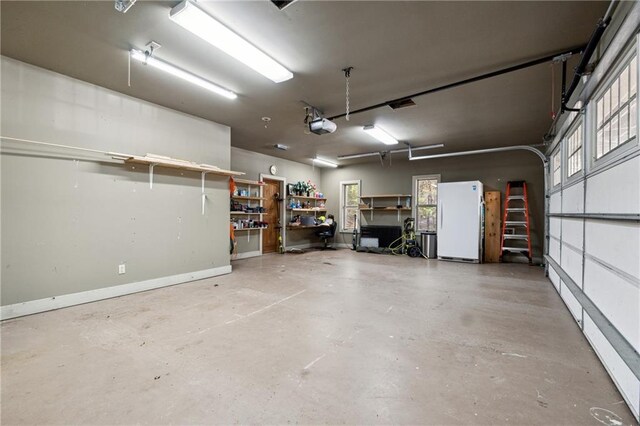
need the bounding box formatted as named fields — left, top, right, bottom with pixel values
left=1, top=1, right=608, bottom=165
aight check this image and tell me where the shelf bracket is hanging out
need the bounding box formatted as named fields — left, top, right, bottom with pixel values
left=149, top=163, right=158, bottom=189
left=201, top=171, right=211, bottom=215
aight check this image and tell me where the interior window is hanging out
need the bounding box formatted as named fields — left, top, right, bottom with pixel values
left=340, top=181, right=360, bottom=231
left=415, top=176, right=439, bottom=232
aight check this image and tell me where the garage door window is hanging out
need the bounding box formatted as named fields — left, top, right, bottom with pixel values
left=566, top=122, right=583, bottom=177
left=595, top=53, right=637, bottom=159
left=552, top=150, right=561, bottom=186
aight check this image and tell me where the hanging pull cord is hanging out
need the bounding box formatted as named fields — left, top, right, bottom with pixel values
left=550, top=62, right=555, bottom=120
left=343, top=67, right=353, bottom=121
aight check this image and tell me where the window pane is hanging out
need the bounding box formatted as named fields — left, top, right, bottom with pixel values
left=620, top=66, right=629, bottom=104
left=344, top=207, right=358, bottom=229
left=597, top=128, right=603, bottom=158
left=345, top=184, right=359, bottom=206
left=603, top=121, right=611, bottom=154
left=417, top=206, right=437, bottom=232
left=576, top=148, right=582, bottom=173
left=604, top=88, right=611, bottom=120
left=630, top=98, right=637, bottom=138
left=597, top=97, right=604, bottom=127
left=630, top=56, right=637, bottom=96
left=619, top=105, right=629, bottom=142
left=611, top=78, right=619, bottom=112
left=611, top=114, right=619, bottom=149
left=417, top=179, right=437, bottom=205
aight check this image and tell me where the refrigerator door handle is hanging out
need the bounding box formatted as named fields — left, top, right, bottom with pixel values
left=440, top=202, right=443, bottom=229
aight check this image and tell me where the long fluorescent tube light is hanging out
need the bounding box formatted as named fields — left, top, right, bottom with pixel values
left=363, top=125, right=399, bottom=145
left=338, top=143, right=444, bottom=160
left=169, top=0, right=293, bottom=83
left=313, top=157, right=338, bottom=168
left=130, top=49, right=237, bottom=100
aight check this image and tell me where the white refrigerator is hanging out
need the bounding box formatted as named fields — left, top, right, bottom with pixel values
left=437, top=181, right=484, bottom=263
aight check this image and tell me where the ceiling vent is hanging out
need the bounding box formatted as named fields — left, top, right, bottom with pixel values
left=270, top=0, right=296, bottom=10
left=387, top=98, right=416, bottom=110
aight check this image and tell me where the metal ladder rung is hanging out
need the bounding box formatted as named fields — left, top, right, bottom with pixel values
left=507, top=195, right=525, bottom=200
left=505, top=221, right=527, bottom=226
left=503, top=234, right=529, bottom=240
left=502, top=247, right=529, bottom=252
left=507, top=208, right=526, bottom=212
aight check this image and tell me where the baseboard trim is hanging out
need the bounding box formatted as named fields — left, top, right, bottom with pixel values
left=1, top=265, right=232, bottom=320
left=232, top=250, right=262, bottom=260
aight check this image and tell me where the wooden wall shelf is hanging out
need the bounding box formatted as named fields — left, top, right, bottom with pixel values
left=287, top=195, right=327, bottom=201
left=232, top=196, right=265, bottom=201
left=124, top=155, right=243, bottom=177
left=234, top=178, right=264, bottom=185
left=287, top=208, right=327, bottom=212
left=360, top=207, right=412, bottom=211
left=361, top=194, right=411, bottom=198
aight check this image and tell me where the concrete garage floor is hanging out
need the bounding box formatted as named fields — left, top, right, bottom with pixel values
left=1, top=250, right=636, bottom=425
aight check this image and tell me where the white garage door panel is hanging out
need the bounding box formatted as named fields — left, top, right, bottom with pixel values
left=585, top=221, right=640, bottom=280
left=561, top=218, right=584, bottom=249
left=550, top=238, right=561, bottom=263
left=560, top=281, right=582, bottom=322
left=586, top=156, right=640, bottom=214
left=584, top=259, right=640, bottom=352
left=561, top=244, right=583, bottom=287
left=562, top=183, right=584, bottom=213
left=583, top=314, right=640, bottom=420
left=550, top=217, right=561, bottom=239
left=550, top=192, right=562, bottom=214
left=549, top=266, right=560, bottom=291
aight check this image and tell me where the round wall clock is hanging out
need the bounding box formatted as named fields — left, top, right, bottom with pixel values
left=269, top=165, right=277, bottom=175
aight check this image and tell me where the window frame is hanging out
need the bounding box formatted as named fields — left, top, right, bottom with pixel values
left=339, top=180, right=361, bottom=233
left=412, top=174, right=440, bottom=233
left=592, top=44, right=638, bottom=166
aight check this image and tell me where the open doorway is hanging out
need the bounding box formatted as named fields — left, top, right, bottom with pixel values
left=261, top=177, right=283, bottom=253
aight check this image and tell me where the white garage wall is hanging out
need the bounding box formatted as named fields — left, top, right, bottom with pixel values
left=545, top=23, right=640, bottom=420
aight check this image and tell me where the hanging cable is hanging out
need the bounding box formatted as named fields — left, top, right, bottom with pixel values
left=550, top=62, right=555, bottom=120
left=343, top=67, right=353, bottom=121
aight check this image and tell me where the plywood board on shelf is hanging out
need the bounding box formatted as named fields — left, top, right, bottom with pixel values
left=484, top=190, right=501, bottom=263
left=234, top=178, right=265, bottom=185
left=124, top=155, right=244, bottom=177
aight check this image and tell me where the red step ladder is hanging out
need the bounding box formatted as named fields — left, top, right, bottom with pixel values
left=500, top=181, right=532, bottom=264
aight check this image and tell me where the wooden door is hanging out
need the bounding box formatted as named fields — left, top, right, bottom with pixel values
left=484, top=190, right=501, bottom=263
left=262, top=179, right=280, bottom=253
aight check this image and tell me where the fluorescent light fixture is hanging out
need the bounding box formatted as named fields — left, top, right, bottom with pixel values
left=338, top=143, right=444, bottom=160
left=363, top=125, right=399, bottom=145
left=312, top=157, right=338, bottom=168
left=169, top=0, right=293, bottom=83
left=130, top=49, right=237, bottom=100
left=337, top=143, right=444, bottom=160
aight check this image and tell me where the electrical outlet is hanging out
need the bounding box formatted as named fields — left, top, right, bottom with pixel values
left=118, top=264, right=126, bottom=275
